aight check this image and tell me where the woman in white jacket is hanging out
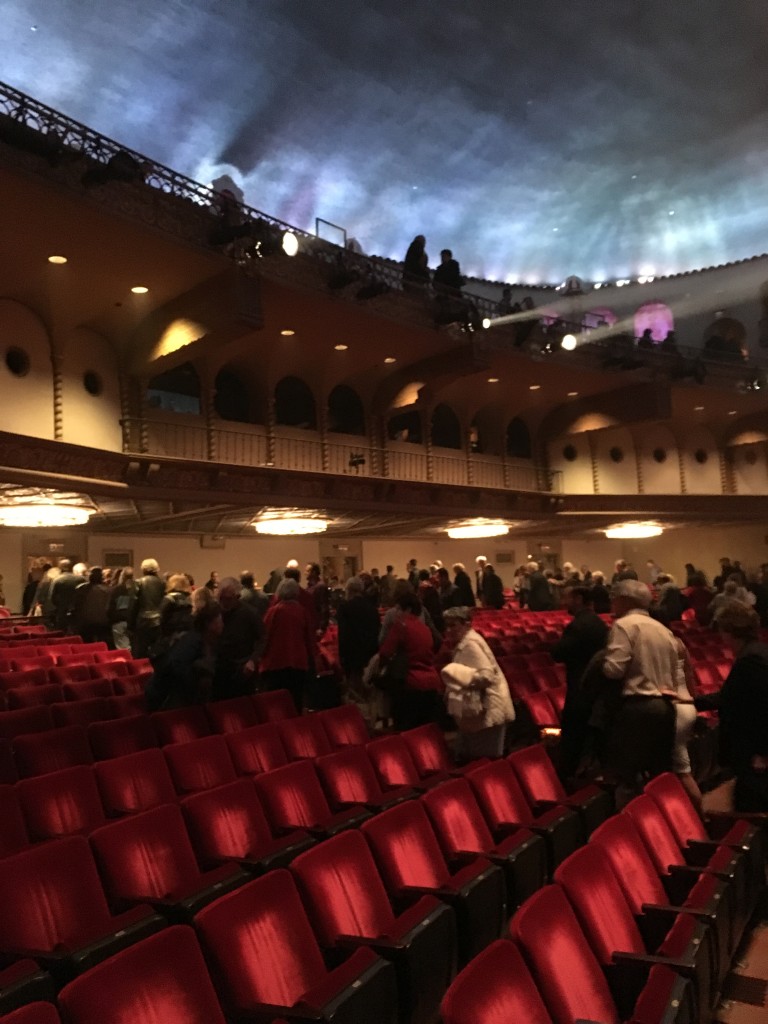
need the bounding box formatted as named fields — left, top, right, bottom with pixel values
left=441, top=606, right=515, bottom=759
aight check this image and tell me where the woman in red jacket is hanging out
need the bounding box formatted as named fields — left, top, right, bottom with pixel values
left=260, top=578, right=316, bottom=712
left=379, top=590, right=442, bottom=730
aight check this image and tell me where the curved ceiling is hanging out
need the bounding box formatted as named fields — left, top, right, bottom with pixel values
left=5, top=0, right=768, bottom=284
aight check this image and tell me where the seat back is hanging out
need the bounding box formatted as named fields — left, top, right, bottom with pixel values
left=318, top=704, right=369, bottom=748
left=366, top=735, right=421, bottom=788
left=164, top=735, right=237, bottom=794
left=441, top=939, right=553, bottom=1024
left=14, top=725, right=93, bottom=778
left=58, top=925, right=226, bottom=1024
left=277, top=715, right=333, bottom=761
left=111, top=673, right=146, bottom=696
left=507, top=745, right=565, bottom=804
left=107, top=694, right=147, bottom=718
left=195, top=871, right=328, bottom=1010
left=467, top=759, right=534, bottom=828
left=0, top=784, right=30, bottom=858
left=0, top=1003, right=62, bottom=1023
left=94, top=748, right=177, bottom=816
left=645, top=773, right=707, bottom=847
left=18, top=765, right=106, bottom=840
left=62, top=678, right=114, bottom=701
left=152, top=706, right=211, bottom=746
left=251, top=689, right=298, bottom=722
left=94, top=648, right=134, bottom=664
left=49, top=664, right=93, bottom=685
left=589, top=814, right=668, bottom=915
left=402, top=723, right=452, bottom=775
left=554, top=845, right=645, bottom=965
left=510, top=886, right=620, bottom=1024
left=181, top=779, right=275, bottom=865
left=88, top=714, right=158, bottom=760
left=315, top=747, right=384, bottom=806
left=225, top=723, right=289, bottom=776
left=11, top=656, right=55, bottom=672
left=51, top=698, right=113, bottom=728
left=0, top=668, right=49, bottom=691
left=423, top=777, right=495, bottom=856
left=254, top=761, right=334, bottom=831
left=7, top=683, right=64, bottom=708
left=623, top=795, right=684, bottom=876
left=0, top=705, right=53, bottom=740
left=362, top=801, right=450, bottom=891
left=90, top=803, right=201, bottom=904
left=205, top=696, right=259, bottom=734
left=291, top=830, right=396, bottom=946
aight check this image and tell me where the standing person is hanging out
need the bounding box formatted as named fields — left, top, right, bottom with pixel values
left=589, top=571, right=612, bottom=614
left=601, top=580, right=678, bottom=807
left=474, top=556, right=487, bottom=601
left=441, top=606, right=515, bottom=759
left=239, top=571, right=270, bottom=619
left=433, top=248, right=464, bottom=296
left=551, top=586, right=609, bottom=779
left=204, top=571, right=219, bottom=596
left=417, top=569, right=444, bottom=634
left=260, top=578, right=315, bottom=713
left=403, top=234, right=429, bottom=288
left=108, top=567, right=137, bottom=650
left=336, top=576, right=381, bottom=714
left=406, top=559, right=420, bottom=589
left=653, top=574, right=686, bottom=625
left=481, top=564, right=505, bottom=610
left=436, top=567, right=460, bottom=612
left=214, top=577, right=265, bottom=700
left=132, top=558, right=165, bottom=657
left=452, top=563, right=476, bottom=607
left=378, top=591, right=442, bottom=730
left=682, top=571, right=714, bottom=626
left=33, top=564, right=60, bottom=626
left=379, top=565, right=397, bottom=608
left=305, top=563, right=330, bottom=635
left=50, top=559, right=81, bottom=632
left=72, top=567, right=112, bottom=646
left=663, top=640, right=703, bottom=817
left=525, top=561, right=552, bottom=611
left=145, top=604, right=222, bottom=712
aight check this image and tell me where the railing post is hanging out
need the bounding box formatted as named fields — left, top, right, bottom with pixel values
left=466, top=429, right=474, bottom=485
left=138, top=378, right=149, bottom=454
left=502, top=457, right=511, bottom=490
left=319, top=405, right=329, bottom=473
left=266, top=394, right=276, bottom=466
left=50, top=348, right=64, bottom=441
left=204, top=385, right=216, bottom=462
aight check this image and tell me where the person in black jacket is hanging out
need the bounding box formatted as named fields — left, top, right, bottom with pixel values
left=337, top=576, right=381, bottom=709
left=452, top=563, right=476, bottom=607
left=589, top=571, right=612, bottom=614
left=526, top=561, right=553, bottom=611
left=481, top=564, right=505, bottom=610
left=132, top=557, right=166, bottom=657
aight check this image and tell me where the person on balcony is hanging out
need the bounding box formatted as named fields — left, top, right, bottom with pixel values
left=403, top=235, right=429, bottom=288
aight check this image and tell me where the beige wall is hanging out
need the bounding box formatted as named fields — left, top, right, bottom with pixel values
left=0, top=299, right=54, bottom=440
left=61, top=327, right=122, bottom=451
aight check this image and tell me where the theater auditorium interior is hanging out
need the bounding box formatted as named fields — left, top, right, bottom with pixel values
left=1, top=2, right=768, bottom=1022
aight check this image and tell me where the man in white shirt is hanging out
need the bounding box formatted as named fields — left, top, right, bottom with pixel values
left=602, top=579, right=677, bottom=806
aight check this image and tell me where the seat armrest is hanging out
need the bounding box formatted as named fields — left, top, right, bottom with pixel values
left=336, top=933, right=405, bottom=955
left=612, top=950, right=696, bottom=975
left=228, top=1002, right=322, bottom=1023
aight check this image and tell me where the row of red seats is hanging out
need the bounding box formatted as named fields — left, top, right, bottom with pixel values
left=442, top=771, right=764, bottom=1024
left=0, top=643, right=131, bottom=676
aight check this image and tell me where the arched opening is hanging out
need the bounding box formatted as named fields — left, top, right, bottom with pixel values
left=703, top=317, right=747, bottom=362
left=506, top=417, right=532, bottom=459
left=274, top=376, right=316, bottom=429
left=469, top=416, right=485, bottom=454
left=431, top=403, right=462, bottom=449
left=214, top=365, right=253, bottom=423
left=327, top=385, right=365, bottom=435
left=584, top=307, right=618, bottom=329
left=147, top=362, right=201, bottom=414
left=634, top=302, right=674, bottom=343
left=388, top=409, right=422, bottom=444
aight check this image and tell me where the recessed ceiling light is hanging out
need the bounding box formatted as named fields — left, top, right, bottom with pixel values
left=567, top=391, right=578, bottom=397
left=487, top=377, right=499, bottom=383
left=529, top=384, right=541, bottom=391
left=280, top=329, right=295, bottom=337
left=694, top=405, right=704, bottom=411
left=47, top=255, right=67, bottom=265
left=384, top=356, right=396, bottom=364
left=728, top=410, right=737, bottom=416
left=131, top=286, right=149, bottom=294
left=334, top=344, right=348, bottom=351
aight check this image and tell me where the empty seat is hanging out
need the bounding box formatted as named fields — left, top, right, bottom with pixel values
left=441, top=939, right=552, bottom=1024
left=7, top=684, right=64, bottom=708
left=254, top=760, right=370, bottom=838
left=316, top=747, right=415, bottom=811
left=107, top=693, right=146, bottom=718
left=94, top=748, right=177, bottom=816
left=18, top=765, right=107, bottom=840
left=0, top=784, right=30, bottom=858
left=0, top=668, right=50, bottom=691
left=111, top=673, right=146, bottom=696
left=51, top=698, right=113, bottom=729
left=402, top=723, right=478, bottom=778
left=14, top=725, right=94, bottom=779
left=62, top=678, right=113, bottom=701
left=181, top=779, right=314, bottom=874
left=507, top=744, right=613, bottom=835
left=367, top=735, right=447, bottom=792
left=57, top=925, right=226, bottom=1024
left=93, top=648, right=133, bottom=664
left=511, top=885, right=693, bottom=1024
left=251, top=689, right=298, bottom=722
left=362, top=800, right=506, bottom=965
left=89, top=803, right=248, bottom=921
left=205, top=696, right=259, bottom=734
left=423, top=777, right=546, bottom=914
left=277, top=715, right=334, bottom=760
left=0, top=737, right=17, bottom=783
left=0, top=836, right=162, bottom=982
left=87, top=714, right=158, bottom=760
left=319, top=704, right=370, bottom=747
left=164, top=735, right=237, bottom=794
left=196, top=870, right=398, bottom=1023
left=224, top=722, right=289, bottom=776
left=522, top=690, right=559, bottom=728
left=11, top=656, right=55, bottom=672
left=152, top=706, right=211, bottom=746
left=87, top=661, right=129, bottom=680
left=0, top=706, right=53, bottom=740
left=0, top=1004, right=61, bottom=1024
left=48, top=664, right=93, bottom=686
left=292, top=830, right=457, bottom=1024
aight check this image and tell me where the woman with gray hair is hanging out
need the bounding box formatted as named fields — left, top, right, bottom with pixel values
left=337, top=575, right=381, bottom=714
left=441, top=606, right=515, bottom=758
left=259, top=577, right=315, bottom=712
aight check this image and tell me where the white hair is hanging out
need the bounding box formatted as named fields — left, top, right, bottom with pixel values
left=611, top=579, right=651, bottom=608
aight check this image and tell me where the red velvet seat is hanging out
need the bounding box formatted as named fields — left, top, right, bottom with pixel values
left=555, top=844, right=714, bottom=1017
left=0, top=737, right=17, bottom=783
left=152, top=706, right=211, bottom=746
left=507, top=743, right=613, bottom=835
left=204, top=696, right=259, bottom=734
left=402, top=723, right=483, bottom=778
left=0, top=706, right=53, bottom=740
left=547, top=684, right=567, bottom=718
left=522, top=690, right=559, bottom=728
left=94, top=748, right=177, bottom=816
left=277, top=714, right=334, bottom=760
left=195, top=870, right=398, bottom=1023
left=254, top=760, right=371, bottom=838
left=511, top=885, right=693, bottom=1024
left=14, top=725, right=94, bottom=779
left=0, top=961, right=56, bottom=1019
left=57, top=925, right=226, bottom=1024
left=318, top=704, right=370, bottom=747
left=107, top=693, right=147, bottom=718
left=164, top=735, right=237, bottom=794
left=361, top=800, right=506, bottom=965
left=367, top=735, right=448, bottom=792
left=0, top=784, right=30, bottom=858
left=48, top=664, right=93, bottom=686
left=224, top=722, right=290, bottom=776
left=89, top=803, right=248, bottom=921
left=62, top=678, right=114, bottom=702
left=110, top=672, right=146, bottom=696
left=0, top=836, right=163, bottom=983
left=11, top=656, right=55, bottom=672
left=90, top=661, right=130, bottom=680
left=316, top=747, right=415, bottom=811
left=93, top=648, right=133, bottom=664
left=87, top=714, right=158, bottom=760
left=7, top=684, right=64, bottom=709
left=181, top=779, right=314, bottom=874
left=422, top=777, right=546, bottom=914
left=0, top=1004, right=61, bottom=1024
left=18, top=765, right=107, bottom=840
left=251, top=688, right=298, bottom=722
left=51, top=698, right=113, bottom=729
left=292, top=829, right=457, bottom=1024
left=0, top=668, right=49, bottom=691
left=441, top=939, right=553, bottom=1024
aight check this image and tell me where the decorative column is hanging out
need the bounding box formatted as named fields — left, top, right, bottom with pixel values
left=50, top=349, right=64, bottom=441
left=318, top=403, right=329, bottom=473
left=587, top=433, right=600, bottom=494
left=635, top=443, right=644, bottom=494
left=719, top=448, right=735, bottom=495
left=266, top=391, right=276, bottom=466
left=204, top=383, right=217, bottom=462
left=466, top=426, right=475, bottom=485
left=138, top=377, right=149, bottom=454
left=425, top=411, right=434, bottom=482
left=676, top=445, right=687, bottom=494
left=117, top=360, right=131, bottom=453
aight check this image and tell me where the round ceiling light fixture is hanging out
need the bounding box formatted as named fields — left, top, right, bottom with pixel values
left=47, top=255, right=68, bottom=265
left=131, top=285, right=149, bottom=294
left=282, top=231, right=299, bottom=257
left=561, top=333, right=577, bottom=351
left=0, top=503, right=93, bottom=528
left=447, top=519, right=509, bottom=540
left=254, top=516, right=328, bottom=536
left=604, top=522, right=663, bottom=540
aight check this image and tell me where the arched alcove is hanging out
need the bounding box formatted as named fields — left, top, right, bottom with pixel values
left=431, top=403, right=462, bottom=449
left=585, top=307, right=618, bottom=329
left=147, top=362, right=201, bottom=415
left=214, top=365, right=255, bottom=423
left=634, top=302, right=673, bottom=342
left=703, top=317, right=747, bottom=361
left=506, top=417, right=532, bottom=459
left=328, top=384, right=365, bottom=435
left=275, top=376, right=316, bottom=429
left=388, top=409, right=422, bottom=444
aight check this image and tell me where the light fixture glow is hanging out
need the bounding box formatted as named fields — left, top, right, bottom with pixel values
left=47, top=255, right=67, bottom=265
left=604, top=522, right=663, bottom=540
left=280, top=329, right=295, bottom=336
left=482, top=317, right=491, bottom=329
left=487, top=377, right=499, bottom=383
left=561, top=333, right=577, bottom=351
left=0, top=503, right=93, bottom=528
left=447, top=520, right=509, bottom=540
left=334, top=344, right=348, bottom=351
left=384, top=356, right=396, bottom=364
left=254, top=517, right=328, bottom=536
left=282, top=231, right=299, bottom=257
left=694, top=405, right=704, bottom=411
left=567, top=391, right=579, bottom=397
left=529, top=384, right=541, bottom=391
left=131, top=285, right=149, bottom=294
